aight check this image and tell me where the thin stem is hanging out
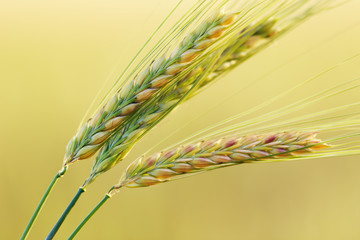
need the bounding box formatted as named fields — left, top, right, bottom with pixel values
left=68, top=195, right=111, bottom=240
left=20, top=167, right=67, bottom=240
left=46, top=187, right=86, bottom=240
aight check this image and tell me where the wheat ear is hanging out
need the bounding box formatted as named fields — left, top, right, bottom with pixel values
left=63, top=11, right=238, bottom=167
left=83, top=11, right=239, bottom=183
left=112, top=131, right=328, bottom=189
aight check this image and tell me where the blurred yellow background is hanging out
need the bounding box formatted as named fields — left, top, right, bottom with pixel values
left=1, top=0, right=360, bottom=239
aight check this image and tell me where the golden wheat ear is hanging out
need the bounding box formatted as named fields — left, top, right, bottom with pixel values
left=83, top=10, right=240, bottom=184
left=112, top=126, right=359, bottom=190
left=113, top=131, right=329, bottom=189
left=62, top=10, right=238, bottom=166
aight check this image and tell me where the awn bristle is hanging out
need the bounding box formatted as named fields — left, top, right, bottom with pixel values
left=63, top=11, right=238, bottom=166
left=110, top=131, right=328, bottom=191
left=198, top=19, right=278, bottom=89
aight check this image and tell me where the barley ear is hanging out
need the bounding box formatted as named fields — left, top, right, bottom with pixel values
left=84, top=11, right=239, bottom=183
left=116, top=132, right=329, bottom=188
left=62, top=11, right=238, bottom=168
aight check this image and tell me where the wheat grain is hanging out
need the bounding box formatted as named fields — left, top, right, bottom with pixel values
left=110, top=131, right=328, bottom=190
left=63, top=11, right=238, bottom=166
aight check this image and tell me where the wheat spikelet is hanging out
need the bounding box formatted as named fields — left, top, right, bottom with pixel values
left=109, top=131, right=328, bottom=191
left=63, top=11, right=237, bottom=166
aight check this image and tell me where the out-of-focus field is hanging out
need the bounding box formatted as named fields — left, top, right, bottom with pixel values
left=1, top=0, right=360, bottom=239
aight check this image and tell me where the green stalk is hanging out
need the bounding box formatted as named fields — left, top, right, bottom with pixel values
left=68, top=195, right=111, bottom=240
left=46, top=187, right=86, bottom=240
left=20, top=167, right=67, bottom=240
